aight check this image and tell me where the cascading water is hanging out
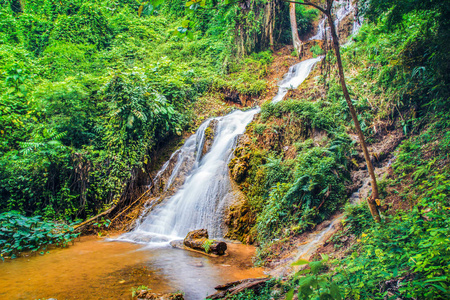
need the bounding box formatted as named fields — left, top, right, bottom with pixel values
left=309, top=0, right=358, bottom=41
left=272, top=56, right=323, bottom=103
left=119, top=59, right=321, bottom=246
left=119, top=109, right=260, bottom=245
left=352, top=14, right=364, bottom=36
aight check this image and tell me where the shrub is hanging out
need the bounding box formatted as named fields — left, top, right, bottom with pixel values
left=0, top=211, right=79, bottom=259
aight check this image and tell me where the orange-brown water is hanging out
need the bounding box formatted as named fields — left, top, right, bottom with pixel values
left=0, top=236, right=264, bottom=300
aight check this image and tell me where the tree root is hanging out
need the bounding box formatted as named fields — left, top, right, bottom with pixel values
left=206, top=277, right=270, bottom=299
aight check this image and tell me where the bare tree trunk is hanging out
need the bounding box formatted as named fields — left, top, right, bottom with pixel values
left=265, top=0, right=275, bottom=50
left=325, top=10, right=381, bottom=222
left=269, top=1, right=274, bottom=49
left=289, top=2, right=303, bottom=57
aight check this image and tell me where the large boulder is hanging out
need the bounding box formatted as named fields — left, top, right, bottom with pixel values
left=183, top=229, right=227, bottom=256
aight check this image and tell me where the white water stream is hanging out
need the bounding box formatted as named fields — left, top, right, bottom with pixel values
left=119, top=109, right=260, bottom=245
left=120, top=57, right=321, bottom=246
left=309, top=0, right=355, bottom=41
left=272, top=57, right=323, bottom=103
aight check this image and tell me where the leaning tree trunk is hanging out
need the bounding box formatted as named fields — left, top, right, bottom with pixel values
left=289, top=2, right=303, bottom=57
left=326, top=11, right=381, bottom=222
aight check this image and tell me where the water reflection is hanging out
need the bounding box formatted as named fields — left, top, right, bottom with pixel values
left=0, top=236, right=264, bottom=300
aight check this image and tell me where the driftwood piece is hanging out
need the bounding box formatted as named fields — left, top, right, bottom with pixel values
left=183, top=229, right=227, bottom=255
left=72, top=205, right=116, bottom=232
left=207, top=278, right=270, bottom=299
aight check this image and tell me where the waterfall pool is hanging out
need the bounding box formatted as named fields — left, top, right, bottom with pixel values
left=0, top=235, right=264, bottom=300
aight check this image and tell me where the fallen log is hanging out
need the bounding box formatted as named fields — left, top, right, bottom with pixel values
left=170, top=240, right=226, bottom=257
left=207, top=278, right=270, bottom=299
left=184, top=238, right=227, bottom=255
left=183, top=229, right=227, bottom=255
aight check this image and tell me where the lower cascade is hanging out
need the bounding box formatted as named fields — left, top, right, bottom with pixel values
left=119, top=108, right=260, bottom=245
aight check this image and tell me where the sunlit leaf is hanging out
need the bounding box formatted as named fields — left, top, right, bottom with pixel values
left=292, top=259, right=309, bottom=266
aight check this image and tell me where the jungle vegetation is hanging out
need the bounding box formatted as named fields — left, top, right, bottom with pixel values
left=2, top=0, right=450, bottom=299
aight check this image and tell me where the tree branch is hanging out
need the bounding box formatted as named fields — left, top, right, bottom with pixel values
left=282, top=0, right=326, bottom=14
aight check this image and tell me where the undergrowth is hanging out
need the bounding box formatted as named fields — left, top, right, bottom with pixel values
left=0, top=211, right=79, bottom=259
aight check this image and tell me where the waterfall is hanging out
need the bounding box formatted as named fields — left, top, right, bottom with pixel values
left=309, top=0, right=360, bottom=41
left=119, top=109, right=260, bottom=245
left=119, top=57, right=320, bottom=245
left=272, top=57, right=323, bottom=104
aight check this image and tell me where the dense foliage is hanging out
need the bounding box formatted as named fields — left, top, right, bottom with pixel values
left=327, top=118, right=450, bottom=299
left=0, top=0, right=290, bottom=222
left=2, top=0, right=450, bottom=297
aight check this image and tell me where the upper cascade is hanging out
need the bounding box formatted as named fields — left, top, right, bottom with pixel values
left=272, top=56, right=323, bottom=104
left=309, top=0, right=357, bottom=41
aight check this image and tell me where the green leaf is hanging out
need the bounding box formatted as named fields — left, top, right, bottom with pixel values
left=309, top=261, right=323, bottom=275
left=431, top=284, right=448, bottom=293
left=292, top=259, right=309, bottom=266
left=319, top=293, right=333, bottom=300
left=142, top=4, right=154, bottom=16
left=286, top=288, right=295, bottom=300
left=294, top=269, right=311, bottom=277
left=181, top=20, right=190, bottom=28
left=189, top=3, right=199, bottom=10
left=150, top=0, right=164, bottom=6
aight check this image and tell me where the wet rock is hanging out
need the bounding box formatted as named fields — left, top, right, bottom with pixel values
left=185, top=228, right=209, bottom=240
left=202, top=120, right=218, bottom=157
left=134, top=290, right=184, bottom=300
left=183, top=229, right=227, bottom=255
left=169, top=239, right=184, bottom=248
left=223, top=89, right=241, bottom=105
left=189, top=261, right=204, bottom=267
left=229, top=140, right=252, bottom=184
left=225, top=201, right=255, bottom=244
